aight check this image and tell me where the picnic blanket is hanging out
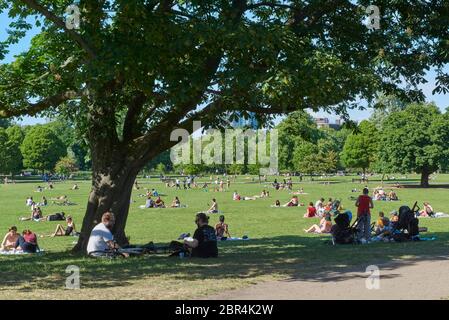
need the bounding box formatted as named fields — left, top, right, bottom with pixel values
left=0, top=249, right=44, bottom=255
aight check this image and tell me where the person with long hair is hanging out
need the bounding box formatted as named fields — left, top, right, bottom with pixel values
left=1, top=226, right=19, bottom=251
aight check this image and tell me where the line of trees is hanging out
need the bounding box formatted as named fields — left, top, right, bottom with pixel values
left=0, top=118, right=89, bottom=176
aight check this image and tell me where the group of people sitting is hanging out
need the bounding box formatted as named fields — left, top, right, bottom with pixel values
left=87, top=211, right=220, bottom=258
left=272, top=178, right=293, bottom=191
left=140, top=195, right=169, bottom=208
left=372, top=187, right=398, bottom=201
left=1, top=227, right=39, bottom=253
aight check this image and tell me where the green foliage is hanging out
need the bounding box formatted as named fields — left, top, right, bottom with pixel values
left=155, top=162, right=166, bottom=174
left=0, top=118, right=11, bottom=128
left=277, top=111, right=320, bottom=171
left=54, top=156, right=78, bottom=175
left=341, top=120, right=379, bottom=173
left=20, top=125, right=67, bottom=171
left=0, top=126, right=23, bottom=174
left=378, top=103, right=449, bottom=184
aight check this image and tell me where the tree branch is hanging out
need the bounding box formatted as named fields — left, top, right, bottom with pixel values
left=0, top=90, right=80, bottom=118
left=19, top=0, right=97, bottom=59
left=246, top=1, right=295, bottom=10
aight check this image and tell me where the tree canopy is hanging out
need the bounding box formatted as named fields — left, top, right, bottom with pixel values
left=378, top=103, right=449, bottom=187
left=20, top=125, right=67, bottom=171
left=341, top=120, right=378, bottom=173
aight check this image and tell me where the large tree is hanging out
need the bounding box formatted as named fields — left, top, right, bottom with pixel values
left=21, top=125, right=66, bottom=171
left=378, top=103, right=449, bottom=187
left=1, top=1, right=448, bottom=251
left=340, top=120, right=379, bottom=174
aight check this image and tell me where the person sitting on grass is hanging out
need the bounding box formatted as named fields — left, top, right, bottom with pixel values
left=20, top=207, right=43, bottom=221
left=26, top=197, right=34, bottom=207
left=215, top=215, right=231, bottom=240
left=390, top=211, right=399, bottom=223
left=154, top=196, right=165, bottom=208
left=304, top=213, right=332, bottom=234
left=420, top=202, right=434, bottom=217
left=233, top=191, right=241, bottom=201
left=1, top=226, right=19, bottom=251
left=388, top=190, right=398, bottom=201
left=38, top=196, right=48, bottom=206
left=284, top=195, right=299, bottom=207
left=47, top=216, right=78, bottom=237
left=304, top=202, right=317, bottom=218
left=260, top=190, right=269, bottom=198
left=207, top=198, right=219, bottom=213
left=87, top=212, right=128, bottom=257
left=72, top=184, right=79, bottom=190
left=184, top=212, right=218, bottom=258
left=170, top=196, right=181, bottom=208
left=374, top=211, right=389, bottom=235
left=14, top=229, right=38, bottom=253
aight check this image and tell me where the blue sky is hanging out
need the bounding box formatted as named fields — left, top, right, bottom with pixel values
left=1, top=11, right=447, bottom=126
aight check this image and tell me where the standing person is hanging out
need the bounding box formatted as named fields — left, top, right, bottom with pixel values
left=175, top=178, right=181, bottom=190
left=355, top=187, right=374, bottom=243
left=226, top=178, right=231, bottom=190
left=184, top=213, right=218, bottom=258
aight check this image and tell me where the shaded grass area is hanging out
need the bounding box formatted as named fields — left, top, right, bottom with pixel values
left=1, top=174, right=449, bottom=299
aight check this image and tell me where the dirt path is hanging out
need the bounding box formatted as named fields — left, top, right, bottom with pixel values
left=207, top=256, right=449, bottom=300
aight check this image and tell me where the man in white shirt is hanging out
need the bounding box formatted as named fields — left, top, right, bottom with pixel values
left=87, top=212, right=121, bottom=256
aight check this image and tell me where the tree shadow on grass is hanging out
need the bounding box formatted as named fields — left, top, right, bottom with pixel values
left=0, top=233, right=448, bottom=290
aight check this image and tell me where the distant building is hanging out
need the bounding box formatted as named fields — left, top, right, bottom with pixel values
left=314, top=117, right=341, bottom=130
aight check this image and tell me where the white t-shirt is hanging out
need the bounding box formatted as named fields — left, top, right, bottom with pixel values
left=87, top=223, right=114, bottom=254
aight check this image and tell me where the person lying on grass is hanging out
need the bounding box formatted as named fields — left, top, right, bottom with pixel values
left=304, top=202, right=317, bottom=218
left=215, top=215, right=231, bottom=240
left=43, top=216, right=78, bottom=237
left=14, top=229, right=39, bottom=253
left=87, top=212, right=129, bottom=258
left=1, top=226, right=19, bottom=251
left=304, top=212, right=332, bottom=234
left=184, top=212, right=218, bottom=258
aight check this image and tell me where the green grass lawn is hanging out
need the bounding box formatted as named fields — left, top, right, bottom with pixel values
left=1, top=174, right=449, bottom=299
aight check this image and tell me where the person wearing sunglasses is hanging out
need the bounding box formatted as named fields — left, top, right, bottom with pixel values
left=184, top=212, right=218, bottom=258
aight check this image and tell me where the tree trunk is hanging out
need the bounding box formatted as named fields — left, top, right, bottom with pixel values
left=420, top=170, right=430, bottom=188
left=73, top=163, right=140, bottom=252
